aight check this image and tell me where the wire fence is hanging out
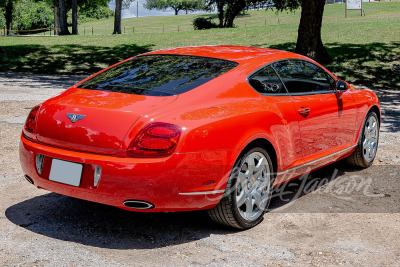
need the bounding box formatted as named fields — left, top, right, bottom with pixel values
left=0, top=25, right=199, bottom=36
left=1, top=27, right=58, bottom=36
left=0, top=18, right=289, bottom=36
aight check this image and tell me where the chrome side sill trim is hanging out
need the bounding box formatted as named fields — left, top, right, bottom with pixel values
left=277, top=144, right=357, bottom=176
left=179, top=189, right=225, bottom=195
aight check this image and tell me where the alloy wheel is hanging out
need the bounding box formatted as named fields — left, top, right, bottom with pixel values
left=235, top=152, right=271, bottom=221
left=362, top=115, right=378, bottom=162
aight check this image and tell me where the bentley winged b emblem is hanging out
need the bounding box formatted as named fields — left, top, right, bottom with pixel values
left=67, top=113, right=86, bottom=123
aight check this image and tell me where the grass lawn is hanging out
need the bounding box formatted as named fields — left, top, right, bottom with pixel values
left=0, top=2, right=399, bottom=88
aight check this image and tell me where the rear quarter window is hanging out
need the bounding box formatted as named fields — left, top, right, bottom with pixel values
left=79, top=55, right=238, bottom=96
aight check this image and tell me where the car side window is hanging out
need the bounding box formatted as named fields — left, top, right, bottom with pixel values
left=273, top=60, right=334, bottom=94
left=248, top=65, right=286, bottom=94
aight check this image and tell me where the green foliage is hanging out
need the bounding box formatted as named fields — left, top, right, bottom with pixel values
left=80, top=6, right=114, bottom=22
left=207, top=0, right=247, bottom=27
left=145, top=0, right=208, bottom=15
left=122, top=0, right=136, bottom=9
left=271, top=0, right=300, bottom=12
left=0, top=0, right=113, bottom=31
left=68, top=5, right=114, bottom=24
left=193, top=17, right=217, bottom=30
left=13, top=0, right=54, bottom=30
left=207, top=0, right=298, bottom=28
left=0, top=6, right=5, bottom=28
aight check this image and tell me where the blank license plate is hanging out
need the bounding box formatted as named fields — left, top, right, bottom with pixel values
left=49, top=159, right=83, bottom=187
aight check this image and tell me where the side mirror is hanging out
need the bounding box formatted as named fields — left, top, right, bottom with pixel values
left=336, top=80, right=349, bottom=91
left=335, top=80, right=349, bottom=99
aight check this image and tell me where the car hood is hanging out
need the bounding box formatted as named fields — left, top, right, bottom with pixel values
left=36, top=88, right=177, bottom=155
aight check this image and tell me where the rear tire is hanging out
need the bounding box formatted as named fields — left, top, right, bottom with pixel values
left=347, top=111, right=379, bottom=168
left=207, top=147, right=274, bottom=229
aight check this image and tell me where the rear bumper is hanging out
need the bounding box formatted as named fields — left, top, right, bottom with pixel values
left=19, top=134, right=236, bottom=212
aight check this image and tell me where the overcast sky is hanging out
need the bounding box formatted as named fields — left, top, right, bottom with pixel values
left=108, top=0, right=207, bottom=18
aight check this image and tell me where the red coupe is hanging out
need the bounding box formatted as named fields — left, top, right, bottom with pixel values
left=20, top=46, right=380, bottom=229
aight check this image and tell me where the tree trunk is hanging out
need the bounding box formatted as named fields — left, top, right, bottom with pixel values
left=174, top=8, right=179, bottom=15
left=5, top=0, right=13, bottom=36
left=295, top=0, right=331, bottom=63
left=217, top=1, right=224, bottom=27
left=53, top=4, right=60, bottom=35
left=224, top=0, right=246, bottom=28
left=72, top=0, right=78, bottom=35
left=113, top=0, right=122, bottom=34
left=58, top=0, right=70, bottom=35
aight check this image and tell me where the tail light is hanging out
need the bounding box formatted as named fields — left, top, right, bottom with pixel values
left=23, top=105, right=40, bottom=139
left=127, top=122, right=181, bottom=158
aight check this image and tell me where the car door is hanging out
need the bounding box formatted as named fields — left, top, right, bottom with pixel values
left=272, top=59, right=357, bottom=162
left=247, top=65, right=303, bottom=174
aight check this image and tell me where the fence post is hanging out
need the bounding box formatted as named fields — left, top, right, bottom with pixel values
left=178, top=26, right=179, bottom=32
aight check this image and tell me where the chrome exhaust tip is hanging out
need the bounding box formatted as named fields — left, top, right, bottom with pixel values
left=123, top=200, right=155, bottom=210
left=24, top=175, right=34, bottom=185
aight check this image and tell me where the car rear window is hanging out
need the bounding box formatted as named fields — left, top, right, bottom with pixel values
left=78, top=55, right=238, bottom=96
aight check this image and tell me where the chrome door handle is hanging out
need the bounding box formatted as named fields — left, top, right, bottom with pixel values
left=298, top=106, right=311, bottom=116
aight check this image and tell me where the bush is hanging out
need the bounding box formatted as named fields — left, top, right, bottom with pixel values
left=193, top=17, right=218, bottom=30
left=72, top=5, right=115, bottom=24
left=13, top=0, right=54, bottom=31
left=0, top=7, right=5, bottom=29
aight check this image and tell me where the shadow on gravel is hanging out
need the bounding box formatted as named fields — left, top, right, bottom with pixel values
left=0, top=73, right=86, bottom=90
left=374, top=89, right=400, bottom=133
left=5, top=194, right=235, bottom=249
left=5, top=164, right=398, bottom=248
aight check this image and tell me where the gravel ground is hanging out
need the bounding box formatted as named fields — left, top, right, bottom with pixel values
left=0, top=73, right=399, bottom=266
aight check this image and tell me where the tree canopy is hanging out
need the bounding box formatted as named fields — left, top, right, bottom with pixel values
left=0, top=0, right=112, bottom=34
left=144, top=0, right=208, bottom=16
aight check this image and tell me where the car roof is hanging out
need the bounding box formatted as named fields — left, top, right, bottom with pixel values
left=144, top=45, right=307, bottom=67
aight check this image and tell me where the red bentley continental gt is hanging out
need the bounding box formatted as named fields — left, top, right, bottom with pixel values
left=20, top=46, right=380, bottom=229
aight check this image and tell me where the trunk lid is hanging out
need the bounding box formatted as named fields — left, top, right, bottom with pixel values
left=36, top=88, right=177, bottom=155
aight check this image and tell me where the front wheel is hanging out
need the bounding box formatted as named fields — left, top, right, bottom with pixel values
left=347, top=111, right=379, bottom=168
left=207, top=147, right=274, bottom=229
